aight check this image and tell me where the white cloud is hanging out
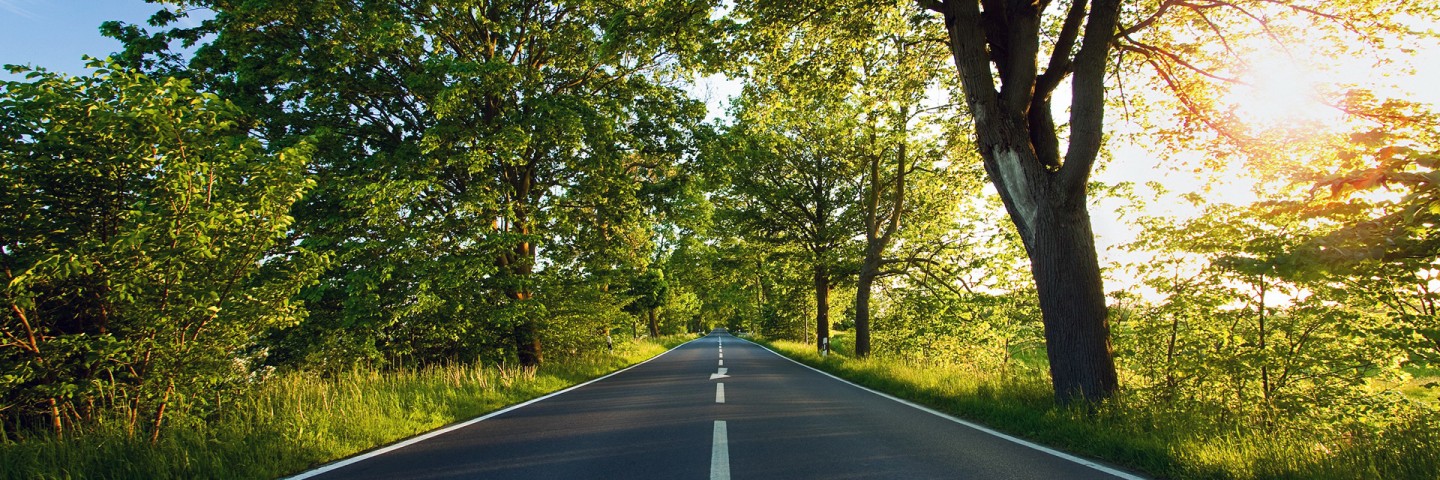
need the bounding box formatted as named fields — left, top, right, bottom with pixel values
left=0, top=0, right=39, bottom=19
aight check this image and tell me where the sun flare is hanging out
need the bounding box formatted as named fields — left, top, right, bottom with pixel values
left=1222, top=50, right=1339, bottom=131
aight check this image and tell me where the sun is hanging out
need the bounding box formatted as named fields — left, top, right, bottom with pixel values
left=1221, top=49, right=1340, bottom=131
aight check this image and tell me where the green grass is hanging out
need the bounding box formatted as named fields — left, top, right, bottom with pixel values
left=0, top=336, right=691, bottom=480
left=758, top=336, right=1440, bottom=480
left=1398, top=364, right=1440, bottom=404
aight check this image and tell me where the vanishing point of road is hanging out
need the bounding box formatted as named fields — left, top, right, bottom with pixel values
left=287, top=329, right=1145, bottom=480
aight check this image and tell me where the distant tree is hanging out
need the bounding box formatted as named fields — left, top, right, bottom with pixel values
left=712, top=84, right=862, bottom=352
left=626, top=269, right=670, bottom=338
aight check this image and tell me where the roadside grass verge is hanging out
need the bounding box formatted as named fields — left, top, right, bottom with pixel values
left=757, top=336, right=1440, bottom=480
left=0, top=336, right=689, bottom=480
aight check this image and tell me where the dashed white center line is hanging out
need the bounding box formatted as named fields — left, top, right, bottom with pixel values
left=715, top=383, right=726, bottom=403
left=718, top=359, right=723, bottom=366
left=710, top=421, right=730, bottom=480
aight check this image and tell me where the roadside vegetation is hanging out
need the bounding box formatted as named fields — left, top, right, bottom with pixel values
left=764, top=333, right=1440, bottom=480
left=0, top=336, right=687, bottom=480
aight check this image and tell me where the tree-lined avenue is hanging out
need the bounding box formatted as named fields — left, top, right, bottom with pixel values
left=291, top=330, right=1141, bottom=479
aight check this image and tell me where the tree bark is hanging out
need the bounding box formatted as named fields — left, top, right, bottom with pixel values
left=49, top=397, right=63, bottom=439
left=648, top=307, right=660, bottom=338
left=814, top=264, right=831, bottom=353
left=854, top=265, right=876, bottom=357
left=1027, top=201, right=1118, bottom=403
left=506, top=262, right=543, bottom=367
left=150, top=380, right=174, bottom=444
left=512, top=308, right=542, bottom=367
left=1257, top=276, right=1269, bottom=404
left=812, top=263, right=835, bottom=353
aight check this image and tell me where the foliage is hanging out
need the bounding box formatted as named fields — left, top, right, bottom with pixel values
left=0, top=62, right=318, bottom=439
left=1116, top=200, right=1412, bottom=424
left=625, top=268, right=670, bottom=338
left=110, top=0, right=718, bottom=368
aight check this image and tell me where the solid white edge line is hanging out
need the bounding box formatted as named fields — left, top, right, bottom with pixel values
left=740, top=338, right=1148, bottom=480
left=283, top=335, right=708, bottom=480
left=710, top=420, right=730, bottom=480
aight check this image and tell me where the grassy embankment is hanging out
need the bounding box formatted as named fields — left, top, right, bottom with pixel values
left=759, top=331, right=1440, bottom=480
left=0, top=335, right=696, bottom=480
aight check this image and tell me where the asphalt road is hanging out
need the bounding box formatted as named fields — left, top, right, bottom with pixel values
left=289, top=329, right=1144, bottom=480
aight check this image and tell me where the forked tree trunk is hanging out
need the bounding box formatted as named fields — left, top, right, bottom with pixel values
left=926, top=0, right=1122, bottom=405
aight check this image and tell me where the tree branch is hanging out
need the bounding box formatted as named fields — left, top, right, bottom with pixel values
left=1058, top=0, right=1121, bottom=200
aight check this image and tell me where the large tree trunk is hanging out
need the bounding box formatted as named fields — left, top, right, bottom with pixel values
left=505, top=239, right=543, bottom=367
left=854, top=255, right=881, bottom=358
left=854, top=104, right=908, bottom=359
left=1027, top=201, right=1117, bottom=403
left=513, top=321, right=542, bottom=366
left=814, top=264, right=831, bottom=353
left=648, top=308, right=660, bottom=338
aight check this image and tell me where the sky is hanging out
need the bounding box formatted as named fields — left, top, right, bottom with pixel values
left=0, top=0, right=167, bottom=80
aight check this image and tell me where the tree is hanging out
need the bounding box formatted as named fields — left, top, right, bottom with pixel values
left=626, top=269, right=670, bottom=338
left=1, top=62, right=316, bottom=439
left=712, top=82, right=862, bottom=351
left=114, top=0, right=717, bottom=367
left=917, top=0, right=1124, bottom=403
left=842, top=9, right=959, bottom=358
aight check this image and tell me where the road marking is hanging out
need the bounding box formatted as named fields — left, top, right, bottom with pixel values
left=711, top=421, right=730, bottom=480
left=746, top=340, right=1149, bottom=480
left=718, top=359, right=723, bottom=366
left=710, top=367, right=729, bottom=380
left=719, top=352, right=723, bottom=358
left=281, top=337, right=707, bottom=480
left=716, top=383, right=726, bottom=403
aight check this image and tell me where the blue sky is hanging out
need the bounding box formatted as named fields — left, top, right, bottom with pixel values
left=0, top=0, right=174, bottom=80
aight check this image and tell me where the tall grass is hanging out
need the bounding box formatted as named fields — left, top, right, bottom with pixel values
left=762, top=336, right=1440, bottom=480
left=0, top=337, right=687, bottom=480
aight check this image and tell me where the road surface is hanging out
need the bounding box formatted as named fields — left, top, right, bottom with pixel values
left=288, top=329, right=1144, bottom=480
